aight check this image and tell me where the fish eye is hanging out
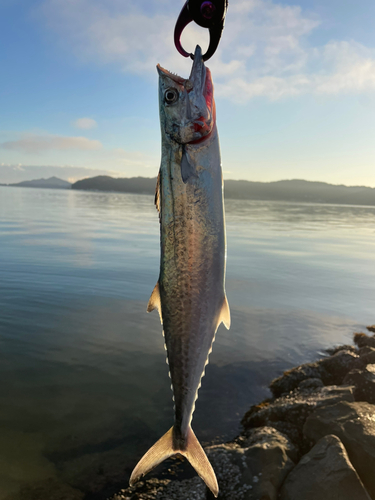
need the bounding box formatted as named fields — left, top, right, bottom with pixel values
left=164, top=88, right=179, bottom=105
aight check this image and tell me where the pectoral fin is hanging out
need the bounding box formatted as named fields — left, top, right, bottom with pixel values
left=181, top=147, right=197, bottom=183
left=147, top=282, right=162, bottom=323
left=219, top=295, right=231, bottom=329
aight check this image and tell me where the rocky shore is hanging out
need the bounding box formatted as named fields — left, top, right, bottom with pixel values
left=109, top=326, right=375, bottom=500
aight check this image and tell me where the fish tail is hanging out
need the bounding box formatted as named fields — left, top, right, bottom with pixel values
left=129, top=426, right=218, bottom=497
left=180, top=426, right=219, bottom=497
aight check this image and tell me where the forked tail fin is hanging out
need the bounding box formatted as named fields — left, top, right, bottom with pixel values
left=129, top=426, right=219, bottom=497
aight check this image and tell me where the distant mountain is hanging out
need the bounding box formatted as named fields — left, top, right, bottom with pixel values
left=71, top=175, right=375, bottom=206
left=224, top=179, right=375, bottom=205
left=72, top=176, right=156, bottom=194
left=9, top=177, right=72, bottom=189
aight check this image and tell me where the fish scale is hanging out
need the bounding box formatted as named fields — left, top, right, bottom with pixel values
left=130, top=45, right=230, bottom=498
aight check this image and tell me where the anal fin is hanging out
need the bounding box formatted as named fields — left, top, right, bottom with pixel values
left=147, top=282, right=162, bottom=323
left=219, top=295, right=231, bottom=329
left=155, top=169, right=161, bottom=215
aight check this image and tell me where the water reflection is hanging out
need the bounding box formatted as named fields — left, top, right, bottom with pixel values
left=226, top=198, right=375, bottom=233
left=0, top=186, right=374, bottom=499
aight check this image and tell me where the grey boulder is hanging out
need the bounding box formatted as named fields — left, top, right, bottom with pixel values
left=242, top=385, right=354, bottom=446
left=356, top=347, right=375, bottom=368
left=207, top=427, right=296, bottom=500
left=343, top=364, right=375, bottom=403
left=280, top=435, right=371, bottom=500
left=269, top=350, right=359, bottom=398
left=304, top=400, right=375, bottom=499
left=318, top=350, right=359, bottom=385
left=354, top=332, right=375, bottom=349
left=269, top=362, right=323, bottom=398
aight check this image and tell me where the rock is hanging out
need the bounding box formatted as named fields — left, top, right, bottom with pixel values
left=367, top=326, right=375, bottom=333
left=326, top=344, right=357, bottom=355
left=318, top=350, right=359, bottom=385
left=354, top=332, right=375, bottom=349
left=280, top=435, right=371, bottom=500
left=304, top=400, right=375, bottom=499
left=269, top=363, right=323, bottom=398
left=356, top=347, right=375, bottom=367
left=269, top=351, right=358, bottom=398
left=108, top=478, right=172, bottom=500
left=343, top=365, right=375, bottom=404
left=298, top=378, right=324, bottom=391
left=238, top=426, right=298, bottom=463
left=358, top=346, right=375, bottom=356
left=156, top=477, right=206, bottom=500
left=207, top=426, right=295, bottom=500
left=242, top=385, right=354, bottom=448
left=111, top=427, right=296, bottom=500
left=109, top=341, right=375, bottom=500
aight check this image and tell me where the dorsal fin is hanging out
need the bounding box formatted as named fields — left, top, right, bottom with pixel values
left=155, top=170, right=161, bottom=216
left=147, top=282, right=162, bottom=323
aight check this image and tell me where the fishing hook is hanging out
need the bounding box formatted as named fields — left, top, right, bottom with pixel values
left=174, top=0, right=228, bottom=61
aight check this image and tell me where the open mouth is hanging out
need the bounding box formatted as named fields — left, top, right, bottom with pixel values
left=157, top=45, right=213, bottom=105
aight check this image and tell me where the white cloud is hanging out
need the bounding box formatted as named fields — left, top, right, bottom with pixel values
left=1, top=134, right=102, bottom=154
left=73, top=117, right=98, bottom=129
left=216, top=41, right=375, bottom=101
left=39, top=0, right=375, bottom=102
left=0, top=130, right=157, bottom=175
left=40, top=0, right=181, bottom=74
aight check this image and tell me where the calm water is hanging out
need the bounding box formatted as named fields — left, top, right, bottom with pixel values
left=1, top=186, right=374, bottom=499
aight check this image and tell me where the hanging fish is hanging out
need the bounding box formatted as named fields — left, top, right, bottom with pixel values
left=130, top=45, right=230, bottom=498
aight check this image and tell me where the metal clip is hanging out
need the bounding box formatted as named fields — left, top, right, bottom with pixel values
left=174, top=0, right=228, bottom=61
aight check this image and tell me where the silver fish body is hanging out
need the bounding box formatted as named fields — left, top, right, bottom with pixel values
left=130, top=46, right=230, bottom=497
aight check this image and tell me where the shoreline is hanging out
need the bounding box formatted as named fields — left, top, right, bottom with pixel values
left=3, top=182, right=375, bottom=208
left=109, top=326, right=375, bottom=500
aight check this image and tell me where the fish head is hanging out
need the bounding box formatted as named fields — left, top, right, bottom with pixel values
left=157, top=45, right=215, bottom=145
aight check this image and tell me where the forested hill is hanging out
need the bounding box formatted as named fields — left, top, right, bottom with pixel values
left=9, top=177, right=71, bottom=189
left=71, top=176, right=375, bottom=206
left=224, top=179, right=375, bottom=205
left=72, top=176, right=156, bottom=195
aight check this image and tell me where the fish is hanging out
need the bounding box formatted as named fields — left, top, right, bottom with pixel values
left=129, top=45, right=230, bottom=497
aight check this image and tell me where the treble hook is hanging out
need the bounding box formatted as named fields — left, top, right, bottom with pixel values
left=174, top=0, right=228, bottom=61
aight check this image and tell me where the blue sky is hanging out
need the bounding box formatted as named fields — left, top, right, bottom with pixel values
left=1, top=0, right=375, bottom=185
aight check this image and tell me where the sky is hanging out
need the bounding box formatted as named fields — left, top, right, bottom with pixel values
left=1, top=0, right=375, bottom=185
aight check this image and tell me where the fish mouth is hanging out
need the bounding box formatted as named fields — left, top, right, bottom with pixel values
left=157, top=46, right=215, bottom=144
left=157, top=46, right=207, bottom=90
left=188, top=46, right=215, bottom=144
left=189, top=45, right=207, bottom=96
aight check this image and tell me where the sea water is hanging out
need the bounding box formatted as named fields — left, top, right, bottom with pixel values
left=0, top=186, right=374, bottom=498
